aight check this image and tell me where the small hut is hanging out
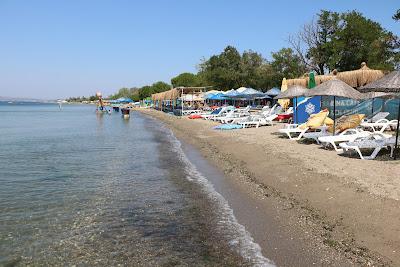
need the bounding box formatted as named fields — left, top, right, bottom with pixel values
left=151, top=86, right=212, bottom=114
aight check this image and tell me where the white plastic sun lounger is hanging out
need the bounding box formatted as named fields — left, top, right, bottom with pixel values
left=239, top=115, right=276, bottom=128
left=360, top=119, right=398, bottom=132
left=302, top=128, right=333, bottom=144
left=182, top=109, right=205, bottom=116
left=278, top=124, right=311, bottom=140
left=202, top=107, right=233, bottom=120
left=317, top=128, right=372, bottom=152
left=362, top=112, right=390, bottom=123
left=218, top=108, right=251, bottom=123
left=212, top=110, right=235, bottom=121
left=339, top=133, right=396, bottom=160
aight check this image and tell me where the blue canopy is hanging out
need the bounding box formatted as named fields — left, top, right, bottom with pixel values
left=240, top=88, right=263, bottom=95
left=224, top=90, right=241, bottom=97
left=204, top=93, right=216, bottom=99
left=264, top=87, right=281, bottom=96
left=116, top=97, right=133, bottom=103
left=208, top=93, right=228, bottom=100
left=231, top=88, right=268, bottom=99
left=254, top=93, right=272, bottom=99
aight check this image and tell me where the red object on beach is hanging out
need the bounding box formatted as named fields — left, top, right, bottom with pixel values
left=189, top=114, right=203, bottom=119
left=276, top=114, right=293, bottom=121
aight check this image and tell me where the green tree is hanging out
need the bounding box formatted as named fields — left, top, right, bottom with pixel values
left=394, top=9, right=400, bottom=21
left=89, top=95, right=99, bottom=101
left=271, top=48, right=307, bottom=80
left=151, top=81, right=171, bottom=93
left=238, top=50, right=265, bottom=88
left=289, top=10, right=340, bottom=74
left=290, top=10, right=399, bottom=72
left=198, top=46, right=275, bottom=90
left=199, top=46, right=242, bottom=90
left=138, top=85, right=153, bottom=99
left=334, top=11, right=399, bottom=71
left=171, top=72, right=203, bottom=87
left=136, top=81, right=171, bottom=100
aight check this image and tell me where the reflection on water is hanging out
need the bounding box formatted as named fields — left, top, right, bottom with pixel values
left=0, top=103, right=272, bottom=266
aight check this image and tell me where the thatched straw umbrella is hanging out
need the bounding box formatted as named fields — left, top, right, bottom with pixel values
left=305, top=77, right=364, bottom=134
left=275, top=85, right=308, bottom=123
left=278, top=78, right=290, bottom=109
left=286, top=63, right=385, bottom=88
left=360, top=71, right=400, bottom=158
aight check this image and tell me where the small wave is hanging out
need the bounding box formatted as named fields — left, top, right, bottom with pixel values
left=157, top=124, right=275, bottom=267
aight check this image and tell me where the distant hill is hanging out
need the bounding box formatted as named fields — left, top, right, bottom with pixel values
left=0, top=96, right=55, bottom=102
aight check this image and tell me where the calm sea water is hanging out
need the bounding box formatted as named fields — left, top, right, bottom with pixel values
left=0, top=103, right=273, bottom=266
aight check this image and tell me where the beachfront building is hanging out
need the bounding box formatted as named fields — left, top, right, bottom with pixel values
left=151, top=86, right=212, bottom=115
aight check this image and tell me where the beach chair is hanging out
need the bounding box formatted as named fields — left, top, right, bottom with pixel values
left=302, top=128, right=334, bottom=144
left=182, top=109, right=204, bottom=116
left=361, top=119, right=398, bottom=132
left=202, top=106, right=233, bottom=120
left=339, top=133, right=396, bottom=160
left=278, top=110, right=329, bottom=140
left=303, top=114, right=367, bottom=144
left=317, top=128, right=372, bottom=152
left=239, top=115, right=276, bottom=128
left=362, top=112, right=390, bottom=123
left=212, top=109, right=235, bottom=122
left=216, top=110, right=246, bottom=124
left=278, top=124, right=331, bottom=140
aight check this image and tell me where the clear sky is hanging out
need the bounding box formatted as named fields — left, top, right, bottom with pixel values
left=0, top=0, right=398, bottom=99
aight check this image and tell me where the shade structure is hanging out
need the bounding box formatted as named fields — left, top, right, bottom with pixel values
left=274, top=85, right=308, bottom=99
left=305, top=77, right=364, bottom=136
left=236, top=87, right=248, bottom=93
left=254, top=93, right=272, bottom=100
left=359, top=71, right=400, bottom=93
left=264, top=87, right=281, bottom=96
left=204, top=93, right=216, bottom=99
left=208, top=93, right=228, bottom=101
left=359, top=71, right=400, bottom=159
left=361, top=92, right=397, bottom=99
left=304, top=77, right=364, bottom=100
left=275, top=85, right=308, bottom=124
left=116, top=97, right=133, bottom=103
left=238, top=88, right=264, bottom=96
left=278, top=78, right=290, bottom=109
left=231, top=88, right=266, bottom=106
left=224, top=89, right=240, bottom=97
left=181, top=94, right=204, bottom=101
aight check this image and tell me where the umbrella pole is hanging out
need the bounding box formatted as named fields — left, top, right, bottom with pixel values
left=333, top=96, right=336, bottom=136
left=394, top=101, right=400, bottom=160
left=295, top=97, right=298, bottom=124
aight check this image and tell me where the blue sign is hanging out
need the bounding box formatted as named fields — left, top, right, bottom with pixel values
left=294, top=96, right=321, bottom=124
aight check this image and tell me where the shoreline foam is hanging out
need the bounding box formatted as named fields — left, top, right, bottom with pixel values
left=138, top=108, right=400, bottom=266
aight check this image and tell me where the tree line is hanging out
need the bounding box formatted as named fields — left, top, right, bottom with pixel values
left=73, top=9, right=399, bottom=102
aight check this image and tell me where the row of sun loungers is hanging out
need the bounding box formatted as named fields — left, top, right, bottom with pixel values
left=184, top=106, right=398, bottom=160
left=277, top=110, right=398, bottom=160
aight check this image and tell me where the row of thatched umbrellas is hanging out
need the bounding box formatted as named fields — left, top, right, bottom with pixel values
left=275, top=71, right=400, bottom=159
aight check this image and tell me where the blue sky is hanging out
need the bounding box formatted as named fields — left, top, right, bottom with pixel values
left=0, top=0, right=398, bottom=99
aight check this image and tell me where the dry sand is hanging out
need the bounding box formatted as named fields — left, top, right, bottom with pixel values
left=138, top=109, right=400, bottom=266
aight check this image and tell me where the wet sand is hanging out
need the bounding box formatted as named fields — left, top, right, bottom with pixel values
left=138, top=109, right=400, bottom=266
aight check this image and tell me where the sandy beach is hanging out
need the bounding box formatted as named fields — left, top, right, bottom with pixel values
left=139, top=108, right=400, bottom=266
